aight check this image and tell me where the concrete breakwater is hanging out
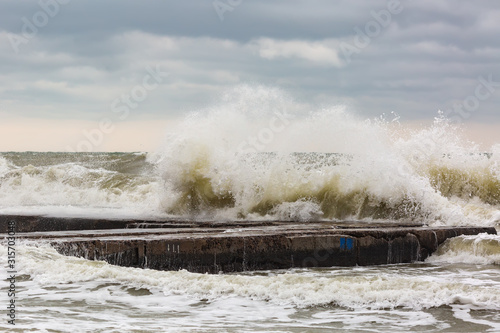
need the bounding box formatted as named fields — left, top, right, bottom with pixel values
left=1, top=215, right=496, bottom=273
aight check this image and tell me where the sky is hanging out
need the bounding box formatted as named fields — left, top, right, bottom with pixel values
left=0, top=0, right=499, bottom=151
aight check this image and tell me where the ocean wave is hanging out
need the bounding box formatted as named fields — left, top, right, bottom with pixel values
left=1, top=86, right=499, bottom=226
left=427, top=233, right=500, bottom=265
left=0, top=154, right=161, bottom=213
left=4, top=244, right=500, bottom=311
left=149, top=86, right=500, bottom=225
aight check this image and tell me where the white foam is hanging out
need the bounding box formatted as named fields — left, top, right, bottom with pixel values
left=150, top=85, right=500, bottom=226
left=427, top=233, right=500, bottom=265
left=1, top=86, right=499, bottom=226
left=0, top=161, right=164, bottom=217
left=451, top=304, right=500, bottom=331
left=0, top=156, right=11, bottom=175
left=4, top=244, right=500, bottom=310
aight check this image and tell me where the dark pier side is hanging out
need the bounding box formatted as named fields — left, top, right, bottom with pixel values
left=1, top=215, right=496, bottom=273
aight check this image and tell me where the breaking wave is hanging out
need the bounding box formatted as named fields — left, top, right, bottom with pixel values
left=1, top=85, right=499, bottom=226
left=427, top=233, right=500, bottom=265
left=4, top=244, right=500, bottom=310
left=149, top=85, right=500, bottom=226
left=0, top=152, right=162, bottom=216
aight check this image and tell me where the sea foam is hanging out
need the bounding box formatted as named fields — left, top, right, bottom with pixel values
left=149, top=85, right=500, bottom=226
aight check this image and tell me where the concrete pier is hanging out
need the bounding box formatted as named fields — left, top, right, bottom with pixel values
left=1, top=215, right=496, bottom=273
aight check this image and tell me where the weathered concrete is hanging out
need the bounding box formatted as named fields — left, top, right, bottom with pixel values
left=0, top=214, right=496, bottom=273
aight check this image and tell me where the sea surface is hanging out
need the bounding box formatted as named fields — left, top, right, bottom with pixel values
left=1, top=89, right=500, bottom=332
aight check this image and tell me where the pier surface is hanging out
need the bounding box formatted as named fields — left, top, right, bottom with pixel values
left=1, top=215, right=496, bottom=273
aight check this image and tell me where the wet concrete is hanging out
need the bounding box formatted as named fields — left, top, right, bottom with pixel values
left=1, top=214, right=496, bottom=273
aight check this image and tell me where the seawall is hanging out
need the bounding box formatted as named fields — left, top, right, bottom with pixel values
left=0, top=215, right=496, bottom=273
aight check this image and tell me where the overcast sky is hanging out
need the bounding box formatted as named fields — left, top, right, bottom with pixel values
left=1, top=0, right=499, bottom=151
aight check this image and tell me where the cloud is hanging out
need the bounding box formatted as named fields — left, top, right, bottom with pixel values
left=0, top=0, right=500, bottom=131
left=252, top=38, right=344, bottom=67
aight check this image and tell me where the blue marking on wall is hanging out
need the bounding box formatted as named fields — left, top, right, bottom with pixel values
left=346, top=238, right=353, bottom=250
left=340, top=237, right=354, bottom=251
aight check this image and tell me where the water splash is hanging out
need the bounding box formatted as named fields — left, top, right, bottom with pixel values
left=150, top=85, right=500, bottom=225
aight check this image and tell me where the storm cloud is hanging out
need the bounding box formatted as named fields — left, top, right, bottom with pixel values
left=1, top=0, right=500, bottom=126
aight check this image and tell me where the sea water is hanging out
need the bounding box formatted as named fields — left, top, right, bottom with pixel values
left=1, top=86, right=499, bottom=332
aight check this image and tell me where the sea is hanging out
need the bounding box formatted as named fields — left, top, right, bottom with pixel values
left=1, top=87, right=500, bottom=332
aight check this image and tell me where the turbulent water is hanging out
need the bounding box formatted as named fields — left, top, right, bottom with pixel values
left=1, top=86, right=500, bottom=331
